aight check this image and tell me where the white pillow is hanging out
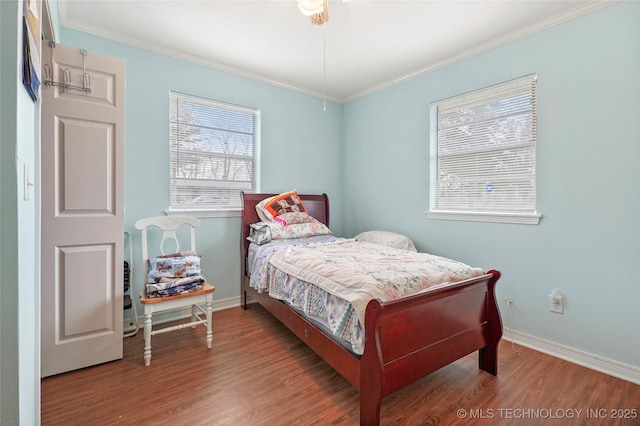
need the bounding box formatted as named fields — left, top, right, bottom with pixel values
left=355, top=230, right=417, bottom=252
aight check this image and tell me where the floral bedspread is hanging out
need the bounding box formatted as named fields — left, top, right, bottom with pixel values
left=269, top=240, right=485, bottom=330
left=249, top=235, right=341, bottom=292
left=249, top=238, right=484, bottom=355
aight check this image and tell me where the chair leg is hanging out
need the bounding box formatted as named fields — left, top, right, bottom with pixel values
left=191, top=304, right=197, bottom=329
left=206, top=300, right=213, bottom=349
left=143, top=312, right=152, bottom=366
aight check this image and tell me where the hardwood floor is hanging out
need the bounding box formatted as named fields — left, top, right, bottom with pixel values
left=41, top=304, right=639, bottom=426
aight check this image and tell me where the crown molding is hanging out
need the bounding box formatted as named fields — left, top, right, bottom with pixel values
left=341, top=0, right=620, bottom=103
left=59, top=0, right=619, bottom=104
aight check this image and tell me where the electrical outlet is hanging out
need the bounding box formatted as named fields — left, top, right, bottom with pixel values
left=549, top=291, right=564, bottom=314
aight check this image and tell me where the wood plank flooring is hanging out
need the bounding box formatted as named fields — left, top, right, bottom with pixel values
left=41, top=304, right=639, bottom=425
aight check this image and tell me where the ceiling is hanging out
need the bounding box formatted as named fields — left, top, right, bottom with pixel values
left=56, top=0, right=615, bottom=102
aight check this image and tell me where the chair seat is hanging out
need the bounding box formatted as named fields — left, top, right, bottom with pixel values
left=140, top=282, right=215, bottom=304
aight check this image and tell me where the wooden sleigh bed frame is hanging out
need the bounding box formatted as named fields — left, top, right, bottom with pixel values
left=240, top=192, right=502, bottom=425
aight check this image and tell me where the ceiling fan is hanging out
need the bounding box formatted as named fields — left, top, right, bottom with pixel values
left=296, top=0, right=352, bottom=109
left=297, top=0, right=351, bottom=25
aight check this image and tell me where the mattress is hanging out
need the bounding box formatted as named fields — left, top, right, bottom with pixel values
left=248, top=237, right=484, bottom=355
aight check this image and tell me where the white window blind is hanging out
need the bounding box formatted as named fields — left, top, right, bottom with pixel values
left=169, top=92, right=258, bottom=211
left=429, top=74, right=539, bottom=223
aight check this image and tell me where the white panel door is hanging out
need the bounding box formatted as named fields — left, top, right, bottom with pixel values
left=41, top=43, right=125, bottom=377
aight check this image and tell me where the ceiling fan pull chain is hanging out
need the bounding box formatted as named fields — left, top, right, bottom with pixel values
left=323, top=28, right=327, bottom=111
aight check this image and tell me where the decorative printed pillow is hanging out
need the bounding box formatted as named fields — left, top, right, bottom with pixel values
left=275, top=211, right=317, bottom=226
left=256, top=190, right=307, bottom=222
left=247, top=217, right=332, bottom=245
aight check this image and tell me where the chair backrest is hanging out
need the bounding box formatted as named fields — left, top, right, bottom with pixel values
left=134, top=216, right=201, bottom=277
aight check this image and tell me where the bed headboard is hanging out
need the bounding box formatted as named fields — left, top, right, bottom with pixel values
left=240, top=192, right=330, bottom=277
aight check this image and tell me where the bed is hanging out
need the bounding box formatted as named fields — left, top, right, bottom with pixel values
left=240, top=192, right=502, bottom=425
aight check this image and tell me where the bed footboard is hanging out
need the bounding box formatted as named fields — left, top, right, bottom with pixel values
left=359, top=270, right=502, bottom=425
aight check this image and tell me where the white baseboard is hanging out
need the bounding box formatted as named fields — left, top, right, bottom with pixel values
left=124, top=301, right=639, bottom=385
left=503, top=327, right=640, bottom=385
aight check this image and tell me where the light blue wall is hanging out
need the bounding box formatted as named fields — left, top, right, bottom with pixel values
left=1, top=0, right=41, bottom=424
left=59, top=28, right=344, bottom=306
left=45, top=0, right=61, bottom=41
left=342, top=1, right=640, bottom=368
left=0, top=4, right=20, bottom=423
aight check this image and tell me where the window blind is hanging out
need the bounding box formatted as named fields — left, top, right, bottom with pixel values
left=169, top=92, right=258, bottom=211
left=430, top=74, right=537, bottom=216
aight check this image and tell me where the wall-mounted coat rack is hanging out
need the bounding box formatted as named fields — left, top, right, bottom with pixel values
left=42, top=41, right=92, bottom=94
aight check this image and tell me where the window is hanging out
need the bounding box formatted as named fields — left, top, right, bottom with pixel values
left=169, top=92, right=259, bottom=214
left=428, top=74, right=540, bottom=224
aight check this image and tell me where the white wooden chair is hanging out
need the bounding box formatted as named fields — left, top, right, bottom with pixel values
left=135, top=216, right=215, bottom=366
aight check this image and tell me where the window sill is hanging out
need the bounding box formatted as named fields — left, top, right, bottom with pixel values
left=165, top=208, right=241, bottom=218
left=426, top=210, right=541, bottom=225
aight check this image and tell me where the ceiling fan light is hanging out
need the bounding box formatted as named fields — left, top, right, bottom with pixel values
left=297, top=0, right=324, bottom=16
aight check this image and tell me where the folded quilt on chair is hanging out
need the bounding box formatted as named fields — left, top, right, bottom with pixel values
left=147, top=253, right=202, bottom=280
left=145, top=275, right=205, bottom=298
left=145, top=252, right=206, bottom=297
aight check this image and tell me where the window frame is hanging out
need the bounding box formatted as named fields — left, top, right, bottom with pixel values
left=166, top=91, right=260, bottom=218
left=427, top=75, right=541, bottom=225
